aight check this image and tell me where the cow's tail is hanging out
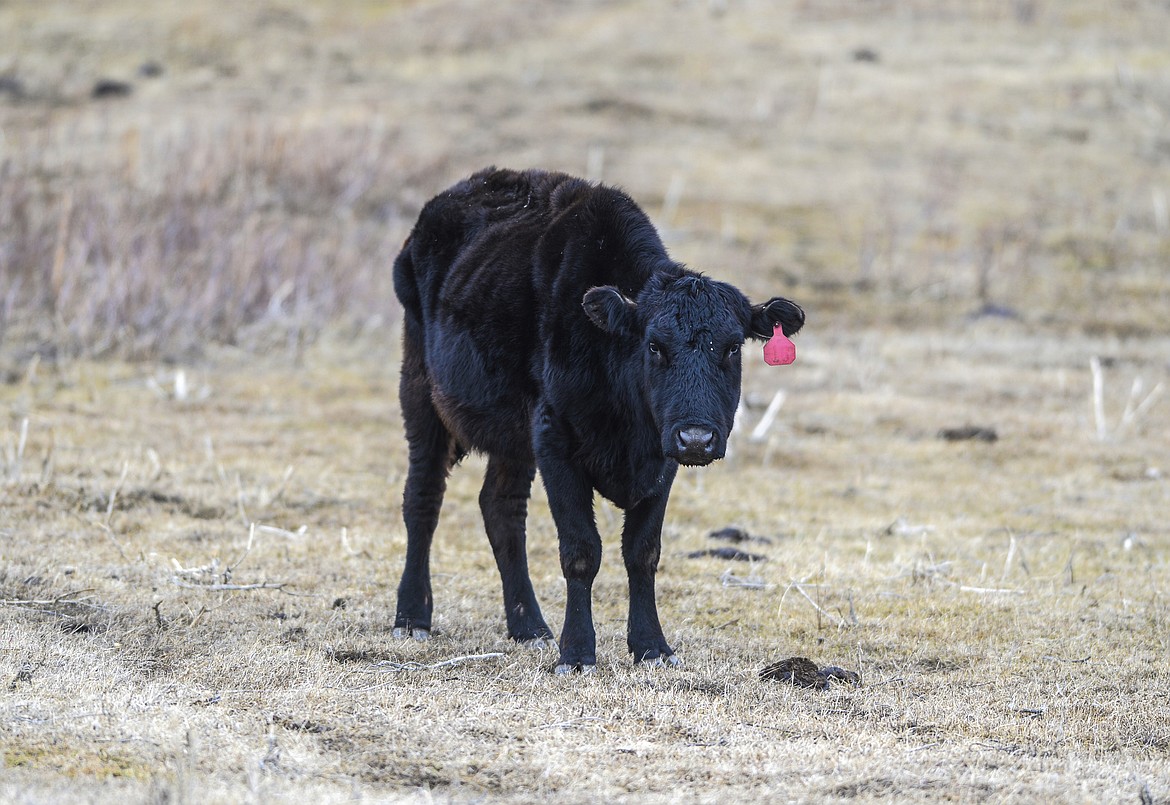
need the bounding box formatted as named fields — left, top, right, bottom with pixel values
left=393, top=235, right=423, bottom=323
left=393, top=235, right=430, bottom=377
left=394, top=233, right=433, bottom=401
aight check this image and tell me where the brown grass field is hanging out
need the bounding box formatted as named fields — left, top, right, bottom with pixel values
left=3, top=1, right=1170, bottom=802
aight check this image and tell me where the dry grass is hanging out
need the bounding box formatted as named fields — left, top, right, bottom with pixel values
left=3, top=0, right=1170, bottom=802
left=2, top=329, right=1169, bottom=803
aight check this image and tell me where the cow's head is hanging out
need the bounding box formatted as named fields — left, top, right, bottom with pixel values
left=583, top=272, right=803, bottom=466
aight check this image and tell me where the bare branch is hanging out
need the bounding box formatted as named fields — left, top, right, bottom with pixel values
left=1, top=589, right=103, bottom=610
left=364, top=653, right=506, bottom=673
left=171, top=579, right=289, bottom=592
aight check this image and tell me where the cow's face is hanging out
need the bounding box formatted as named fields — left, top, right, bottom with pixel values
left=583, top=274, right=804, bottom=466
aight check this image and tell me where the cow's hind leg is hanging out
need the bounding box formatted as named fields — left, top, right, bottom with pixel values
left=480, top=458, right=555, bottom=645
left=393, top=322, right=458, bottom=641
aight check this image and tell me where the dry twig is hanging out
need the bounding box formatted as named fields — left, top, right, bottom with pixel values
left=171, top=580, right=289, bottom=592
left=780, top=581, right=846, bottom=628
left=750, top=390, right=787, bottom=443
left=364, top=653, right=505, bottom=673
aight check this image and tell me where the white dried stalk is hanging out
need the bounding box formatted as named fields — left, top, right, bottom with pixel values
left=750, top=390, right=787, bottom=443
left=1090, top=356, right=1106, bottom=441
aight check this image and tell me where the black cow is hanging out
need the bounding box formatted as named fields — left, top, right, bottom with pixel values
left=392, top=168, right=803, bottom=673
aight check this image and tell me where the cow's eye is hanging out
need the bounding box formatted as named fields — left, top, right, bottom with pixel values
left=648, top=341, right=662, bottom=356
left=728, top=343, right=740, bottom=356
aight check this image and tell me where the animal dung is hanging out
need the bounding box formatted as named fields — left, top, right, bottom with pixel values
left=938, top=425, right=998, bottom=443
left=92, top=79, right=133, bottom=99
left=759, top=657, right=861, bottom=690
left=687, top=547, right=768, bottom=562
left=817, top=665, right=862, bottom=686
left=0, top=75, right=25, bottom=99
left=708, top=526, right=774, bottom=545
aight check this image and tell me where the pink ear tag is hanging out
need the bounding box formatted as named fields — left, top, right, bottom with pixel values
left=763, top=324, right=796, bottom=366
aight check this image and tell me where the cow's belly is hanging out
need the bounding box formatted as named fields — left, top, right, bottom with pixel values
left=426, top=325, right=534, bottom=460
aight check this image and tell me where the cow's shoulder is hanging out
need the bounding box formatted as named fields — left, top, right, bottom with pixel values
left=536, top=182, right=671, bottom=303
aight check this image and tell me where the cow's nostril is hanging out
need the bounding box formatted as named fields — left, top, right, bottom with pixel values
left=677, top=426, right=715, bottom=451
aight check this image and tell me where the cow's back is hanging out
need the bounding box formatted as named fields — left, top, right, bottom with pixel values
left=394, top=168, right=670, bottom=460
left=393, top=170, right=583, bottom=458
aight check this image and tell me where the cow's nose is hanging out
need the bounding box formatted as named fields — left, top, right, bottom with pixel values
left=676, top=426, right=714, bottom=452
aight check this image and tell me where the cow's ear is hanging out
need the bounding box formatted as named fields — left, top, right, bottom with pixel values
left=582, top=286, right=637, bottom=334
left=748, top=297, right=805, bottom=340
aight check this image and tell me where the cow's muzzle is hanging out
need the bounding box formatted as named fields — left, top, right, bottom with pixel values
left=670, top=425, right=721, bottom=466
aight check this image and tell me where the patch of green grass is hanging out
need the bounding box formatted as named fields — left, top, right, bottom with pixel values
left=3, top=742, right=155, bottom=781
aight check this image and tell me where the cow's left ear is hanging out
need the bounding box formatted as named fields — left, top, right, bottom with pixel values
left=582, top=286, right=637, bottom=335
left=748, top=297, right=805, bottom=340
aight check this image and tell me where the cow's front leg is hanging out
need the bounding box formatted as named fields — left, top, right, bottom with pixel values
left=548, top=469, right=602, bottom=673
left=622, top=472, right=681, bottom=667
left=535, top=414, right=602, bottom=674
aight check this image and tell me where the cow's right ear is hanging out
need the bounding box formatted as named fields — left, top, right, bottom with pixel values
left=582, top=286, right=637, bottom=335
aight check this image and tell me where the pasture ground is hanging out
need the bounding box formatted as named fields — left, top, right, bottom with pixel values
left=3, top=1, right=1170, bottom=802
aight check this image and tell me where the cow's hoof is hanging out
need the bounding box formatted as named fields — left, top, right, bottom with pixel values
left=392, top=626, right=430, bottom=641
left=554, top=663, right=596, bottom=676
left=638, top=653, right=683, bottom=669
left=524, top=637, right=558, bottom=651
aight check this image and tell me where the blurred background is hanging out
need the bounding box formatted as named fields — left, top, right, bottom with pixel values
left=1, top=0, right=1168, bottom=363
